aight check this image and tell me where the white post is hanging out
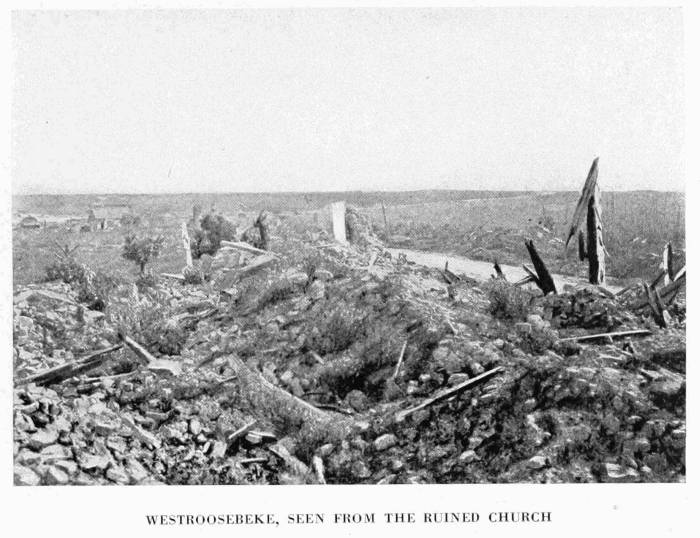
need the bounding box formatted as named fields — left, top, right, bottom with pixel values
left=182, top=222, right=193, bottom=268
left=331, top=201, right=347, bottom=243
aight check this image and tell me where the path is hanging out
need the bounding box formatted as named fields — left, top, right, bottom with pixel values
left=387, top=247, right=622, bottom=293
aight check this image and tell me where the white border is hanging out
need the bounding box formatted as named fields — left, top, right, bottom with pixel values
left=2, top=2, right=696, bottom=537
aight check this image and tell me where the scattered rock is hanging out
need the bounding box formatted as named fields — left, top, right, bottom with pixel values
left=374, top=434, right=397, bottom=452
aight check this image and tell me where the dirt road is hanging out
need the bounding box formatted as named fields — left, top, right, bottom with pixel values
left=387, top=247, right=622, bottom=293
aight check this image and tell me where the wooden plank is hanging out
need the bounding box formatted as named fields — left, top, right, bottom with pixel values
left=392, top=340, right=408, bottom=380
left=16, top=344, right=123, bottom=386
left=558, top=329, right=651, bottom=343
left=220, top=240, right=276, bottom=257
left=395, top=367, right=504, bottom=422
left=631, top=272, right=685, bottom=310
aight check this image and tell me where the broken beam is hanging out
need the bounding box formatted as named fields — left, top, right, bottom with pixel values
left=558, top=329, right=652, bottom=343
left=395, top=367, right=504, bottom=422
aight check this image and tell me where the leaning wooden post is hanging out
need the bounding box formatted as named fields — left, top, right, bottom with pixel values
left=586, top=187, right=605, bottom=285
left=331, top=201, right=347, bottom=244
left=181, top=222, right=193, bottom=268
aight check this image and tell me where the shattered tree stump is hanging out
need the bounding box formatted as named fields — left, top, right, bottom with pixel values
left=587, top=188, right=605, bottom=285
left=524, top=240, right=557, bottom=294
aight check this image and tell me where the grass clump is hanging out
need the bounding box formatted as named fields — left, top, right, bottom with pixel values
left=484, top=279, right=533, bottom=320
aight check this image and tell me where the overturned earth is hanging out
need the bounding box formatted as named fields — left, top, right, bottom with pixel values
left=13, top=217, right=685, bottom=485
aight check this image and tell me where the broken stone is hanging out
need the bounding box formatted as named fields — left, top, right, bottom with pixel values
left=14, top=464, right=41, bottom=486
left=54, top=459, right=78, bottom=475
left=189, top=418, right=202, bottom=436
left=40, top=444, right=72, bottom=460
left=447, top=373, right=470, bottom=386
left=27, top=427, right=59, bottom=450
left=125, top=458, right=149, bottom=483
left=44, top=465, right=70, bottom=485
left=459, top=450, right=479, bottom=464
left=78, top=453, right=111, bottom=471
left=106, top=465, right=130, bottom=484
left=373, top=434, right=397, bottom=451
left=515, top=322, right=532, bottom=334
left=346, top=390, right=369, bottom=412
left=527, top=455, right=547, bottom=470
left=210, top=440, right=227, bottom=459
left=351, top=460, right=371, bottom=479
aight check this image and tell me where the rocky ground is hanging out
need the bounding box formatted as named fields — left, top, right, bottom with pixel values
left=13, top=215, right=686, bottom=485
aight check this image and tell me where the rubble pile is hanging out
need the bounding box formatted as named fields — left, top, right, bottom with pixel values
left=13, top=212, right=686, bottom=485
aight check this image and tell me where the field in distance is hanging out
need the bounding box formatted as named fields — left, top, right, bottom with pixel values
left=12, top=189, right=684, bottom=285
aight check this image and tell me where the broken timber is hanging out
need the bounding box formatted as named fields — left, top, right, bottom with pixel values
left=120, top=334, right=183, bottom=376
left=631, top=271, right=685, bottom=310
left=524, top=240, right=557, bottom=294
left=558, top=329, right=652, bottom=343
left=220, top=240, right=277, bottom=257
left=395, top=367, right=504, bottom=423
left=16, top=344, right=123, bottom=386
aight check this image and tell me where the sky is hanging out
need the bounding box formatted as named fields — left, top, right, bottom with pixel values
left=12, top=8, right=684, bottom=194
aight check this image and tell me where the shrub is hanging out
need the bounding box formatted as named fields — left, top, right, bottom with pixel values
left=44, top=258, right=88, bottom=285
left=182, top=266, right=205, bottom=285
left=75, top=268, right=118, bottom=311
left=111, top=298, right=188, bottom=356
left=516, top=325, right=558, bottom=355
left=484, top=279, right=533, bottom=320
left=307, top=305, right=367, bottom=355
left=191, top=214, right=237, bottom=258
left=135, top=271, right=159, bottom=292
left=122, top=234, right=165, bottom=275
left=43, top=243, right=87, bottom=284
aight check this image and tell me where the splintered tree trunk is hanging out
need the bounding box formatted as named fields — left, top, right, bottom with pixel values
left=660, top=242, right=673, bottom=284
left=586, top=190, right=605, bottom=285
left=577, top=230, right=587, bottom=261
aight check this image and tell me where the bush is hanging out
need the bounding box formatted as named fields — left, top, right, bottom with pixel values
left=111, top=299, right=188, bottom=356
left=122, top=234, right=165, bottom=275
left=307, top=305, right=367, bottom=355
left=191, top=214, right=237, bottom=258
left=182, top=266, right=205, bottom=285
left=43, top=245, right=116, bottom=311
left=44, top=258, right=88, bottom=285
left=75, top=268, right=118, bottom=311
left=484, top=279, right=533, bottom=320
left=135, top=271, right=159, bottom=292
